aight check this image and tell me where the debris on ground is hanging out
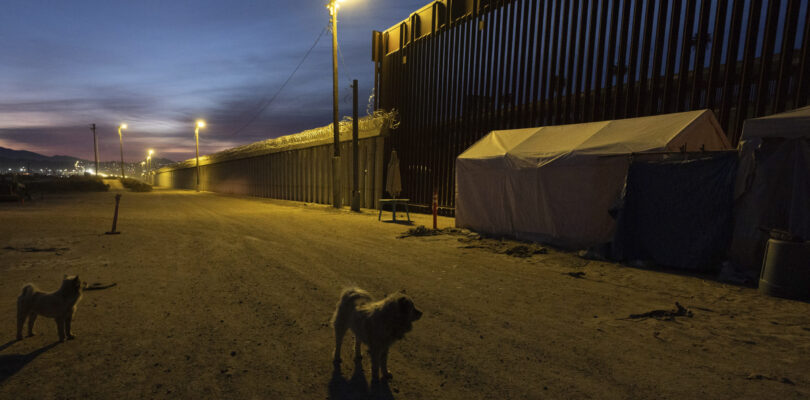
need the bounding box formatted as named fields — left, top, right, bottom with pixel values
left=504, top=245, right=548, bottom=258
left=626, top=302, right=694, bottom=321
left=84, top=282, right=118, bottom=291
left=399, top=227, right=548, bottom=258
left=746, top=373, right=795, bottom=385
left=566, top=272, right=586, bottom=279
left=398, top=225, right=440, bottom=238
left=462, top=241, right=548, bottom=258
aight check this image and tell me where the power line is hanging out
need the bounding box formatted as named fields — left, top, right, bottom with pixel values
left=227, top=26, right=329, bottom=137
left=336, top=40, right=353, bottom=84
left=336, top=41, right=356, bottom=103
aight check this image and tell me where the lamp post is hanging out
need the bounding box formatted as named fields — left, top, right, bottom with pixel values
left=146, top=149, right=154, bottom=184
left=327, top=0, right=345, bottom=208
left=118, top=123, right=127, bottom=178
left=195, top=120, right=205, bottom=192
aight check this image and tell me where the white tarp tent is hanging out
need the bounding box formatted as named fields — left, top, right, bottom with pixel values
left=729, top=105, right=810, bottom=276
left=456, top=110, right=731, bottom=248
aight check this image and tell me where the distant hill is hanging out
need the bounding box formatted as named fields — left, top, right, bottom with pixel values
left=0, top=147, right=79, bottom=162
left=0, top=146, right=175, bottom=174
left=0, top=147, right=85, bottom=170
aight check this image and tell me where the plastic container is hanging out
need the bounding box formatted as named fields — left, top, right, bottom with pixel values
left=758, top=238, right=810, bottom=301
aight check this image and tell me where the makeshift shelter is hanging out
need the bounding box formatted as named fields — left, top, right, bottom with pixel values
left=611, top=152, right=738, bottom=271
left=455, top=110, right=731, bottom=249
left=729, top=106, right=810, bottom=276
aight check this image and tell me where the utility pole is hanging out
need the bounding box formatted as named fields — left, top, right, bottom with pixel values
left=195, top=121, right=205, bottom=192
left=351, top=79, right=360, bottom=212
left=91, top=123, right=99, bottom=176
left=118, top=124, right=127, bottom=179
left=330, top=1, right=341, bottom=208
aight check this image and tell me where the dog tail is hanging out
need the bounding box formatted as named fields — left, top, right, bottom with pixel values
left=331, top=287, right=372, bottom=327
left=18, top=284, right=34, bottom=308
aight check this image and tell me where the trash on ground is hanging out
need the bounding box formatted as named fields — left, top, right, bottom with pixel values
left=626, top=302, right=693, bottom=321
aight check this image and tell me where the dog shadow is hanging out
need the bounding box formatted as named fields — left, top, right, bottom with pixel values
left=380, top=220, right=414, bottom=226
left=328, top=359, right=395, bottom=400
left=0, top=340, right=60, bottom=384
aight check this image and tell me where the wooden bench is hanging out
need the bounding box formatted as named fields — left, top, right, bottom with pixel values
left=378, top=198, right=411, bottom=222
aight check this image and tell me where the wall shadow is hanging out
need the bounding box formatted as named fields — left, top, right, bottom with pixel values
left=328, top=359, right=394, bottom=400
left=0, top=341, right=60, bottom=384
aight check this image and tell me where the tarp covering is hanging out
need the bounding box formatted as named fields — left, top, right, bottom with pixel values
left=612, top=153, right=738, bottom=271
left=740, top=105, right=810, bottom=140
left=729, top=106, right=810, bottom=276
left=456, top=110, right=731, bottom=248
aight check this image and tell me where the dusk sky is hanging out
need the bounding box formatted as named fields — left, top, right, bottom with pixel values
left=0, top=0, right=427, bottom=162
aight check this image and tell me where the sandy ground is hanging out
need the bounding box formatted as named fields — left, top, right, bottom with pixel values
left=1, top=187, right=809, bottom=400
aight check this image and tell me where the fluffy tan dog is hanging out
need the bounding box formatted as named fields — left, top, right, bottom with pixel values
left=331, top=287, right=422, bottom=381
left=16, top=275, right=84, bottom=342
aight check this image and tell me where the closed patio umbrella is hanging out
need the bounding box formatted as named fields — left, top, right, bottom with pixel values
left=386, top=150, right=402, bottom=198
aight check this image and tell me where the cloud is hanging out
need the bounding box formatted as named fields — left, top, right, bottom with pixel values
left=0, top=0, right=426, bottom=162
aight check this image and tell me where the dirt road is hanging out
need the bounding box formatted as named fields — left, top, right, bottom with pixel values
left=1, top=189, right=809, bottom=399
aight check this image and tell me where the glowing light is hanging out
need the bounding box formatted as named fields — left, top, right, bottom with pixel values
left=196, top=120, right=206, bottom=128
left=148, top=149, right=154, bottom=156
left=120, top=123, right=128, bottom=130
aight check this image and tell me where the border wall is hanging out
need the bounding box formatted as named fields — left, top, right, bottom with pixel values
left=153, top=115, right=392, bottom=209
left=372, top=0, right=810, bottom=212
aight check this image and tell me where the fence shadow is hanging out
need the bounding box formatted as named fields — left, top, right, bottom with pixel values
left=328, top=359, right=394, bottom=400
left=0, top=341, right=60, bottom=384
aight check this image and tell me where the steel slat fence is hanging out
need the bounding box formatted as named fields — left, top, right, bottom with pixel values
left=374, top=0, right=810, bottom=214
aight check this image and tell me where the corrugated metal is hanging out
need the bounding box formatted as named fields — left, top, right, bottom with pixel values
left=154, top=136, right=385, bottom=210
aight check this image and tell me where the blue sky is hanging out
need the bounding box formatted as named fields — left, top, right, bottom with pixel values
left=0, top=0, right=425, bottom=162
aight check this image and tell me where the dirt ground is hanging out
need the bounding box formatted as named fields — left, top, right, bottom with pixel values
left=1, top=187, right=809, bottom=399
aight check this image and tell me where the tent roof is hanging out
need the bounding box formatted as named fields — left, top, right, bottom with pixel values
left=459, top=110, right=730, bottom=166
left=741, top=105, right=810, bottom=140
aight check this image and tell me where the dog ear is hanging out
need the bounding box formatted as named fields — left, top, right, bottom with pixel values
left=398, top=296, right=412, bottom=312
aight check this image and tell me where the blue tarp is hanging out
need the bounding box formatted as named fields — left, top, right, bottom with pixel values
left=612, top=153, right=738, bottom=271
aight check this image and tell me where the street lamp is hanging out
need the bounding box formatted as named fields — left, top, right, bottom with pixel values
left=327, top=0, right=347, bottom=208
left=195, top=120, right=205, bottom=192
left=118, top=123, right=127, bottom=178
left=147, top=149, right=154, bottom=171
